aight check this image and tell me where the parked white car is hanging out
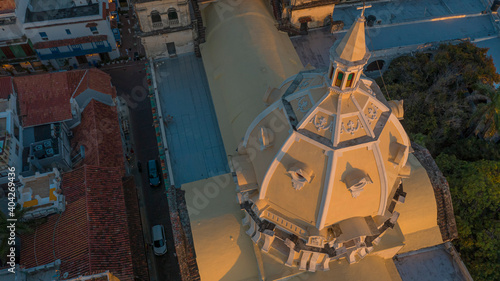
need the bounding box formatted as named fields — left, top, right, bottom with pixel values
left=152, top=225, right=167, bottom=256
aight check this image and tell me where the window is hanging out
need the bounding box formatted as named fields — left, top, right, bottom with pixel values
left=71, top=44, right=83, bottom=51
left=13, top=124, right=19, bottom=140
left=151, top=10, right=162, bottom=28
left=15, top=144, right=19, bottom=156
left=167, top=8, right=179, bottom=25
left=335, top=71, right=344, bottom=87
left=346, top=73, right=355, bottom=88
left=328, top=66, right=335, bottom=80
left=168, top=8, right=178, bottom=20
left=287, top=164, right=314, bottom=191
left=65, top=29, right=71, bottom=35
left=166, top=42, right=176, bottom=55
left=95, top=41, right=105, bottom=47
left=49, top=47, right=60, bottom=54
left=89, top=26, right=98, bottom=34
left=39, top=32, right=48, bottom=40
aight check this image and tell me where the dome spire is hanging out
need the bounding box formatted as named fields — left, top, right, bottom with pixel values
left=334, top=4, right=371, bottom=63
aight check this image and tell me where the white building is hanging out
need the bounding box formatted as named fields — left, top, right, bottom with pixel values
left=134, top=0, right=197, bottom=58
left=0, top=77, right=23, bottom=185
left=18, top=0, right=120, bottom=69
left=0, top=0, right=38, bottom=74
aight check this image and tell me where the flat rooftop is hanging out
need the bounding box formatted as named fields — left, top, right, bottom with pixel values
left=25, top=0, right=100, bottom=23
left=333, top=0, right=486, bottom=27
left=394, top=244, right=470, bottom=281
left=155, top=54, right=229, bottom=186
left=24, top=173, right=55, bottom=198
left=292, top=14, right=497, bottom=68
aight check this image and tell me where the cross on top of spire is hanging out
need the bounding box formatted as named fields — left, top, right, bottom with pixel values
left=356, top=1, right=372, bottom=18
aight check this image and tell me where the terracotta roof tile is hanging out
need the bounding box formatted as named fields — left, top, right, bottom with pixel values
left=14, top=69, right=115, bottom=127
left=20, top=165, right=135, bottom=280
left=0, top=77, right=13, bottom=99
left=0, top=0, right=15, bottom=13
left=33, top=35, right=108, bottom=49
left=122, top=177, right=150, bottom=280
left=14, top=72, right=75, bottom=127
left=71, top=100, right=124, bottom=171
left=84, top=166, right=134, bottom=279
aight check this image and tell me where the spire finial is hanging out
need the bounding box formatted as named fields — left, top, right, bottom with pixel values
left=356, top=1, right=372, bottom=18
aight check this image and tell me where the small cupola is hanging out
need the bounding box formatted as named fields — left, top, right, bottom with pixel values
left=327, top=9, right=371, bottom=91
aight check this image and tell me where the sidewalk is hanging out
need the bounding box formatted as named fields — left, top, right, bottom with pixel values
left=118, top=8, right=145, bottom=59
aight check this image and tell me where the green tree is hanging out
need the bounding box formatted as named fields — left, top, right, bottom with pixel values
left=378, top=42, right=500, bottom=157
left=381, top=42, right=500, bottom=281
left=436, top=154, right=500, bottom=281
left=468, top=83, right=500, bottom=140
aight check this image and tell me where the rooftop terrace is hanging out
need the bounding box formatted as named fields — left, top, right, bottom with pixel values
left=25, top=0, right=100, bottom=23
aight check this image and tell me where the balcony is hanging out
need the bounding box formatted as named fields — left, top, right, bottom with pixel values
left=0, top=132, right=11, bottom=170
left=168, top=19, right=180, bottom=27
left=37, top=44, right=112, bottom=60
left=152, top=22, right=163, bottom=29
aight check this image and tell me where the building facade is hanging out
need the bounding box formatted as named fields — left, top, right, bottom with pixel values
left=17, top=0, right=120, bottom=69
left=0, top=0, right=38, bottom=74
left=134, top=0, right=196, bottom=58
left=0, top=77, right=23, bottom=185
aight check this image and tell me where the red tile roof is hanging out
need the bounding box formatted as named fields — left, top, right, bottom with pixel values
left=109, top=2, right=116, bottom=12
left=0, top=77, right=13, bottom=99
left=0, top=0, right=15, bottom=14
left=71, top=100, right=125, bottom=171
left=122, top=177, right=150, bottom=281
left=14, top=69, right=115, bottom=127
left=33, top=35, right=108, bottom=49
left=20, top=165, right=135, bottom=281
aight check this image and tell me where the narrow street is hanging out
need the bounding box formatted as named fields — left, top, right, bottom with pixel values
left=104, top=63, right=182, bottom=281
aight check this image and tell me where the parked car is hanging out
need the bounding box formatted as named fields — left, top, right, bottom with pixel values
left=148, top=159, right=161, bottom=187
left=151, top=225, right=167, bottom=256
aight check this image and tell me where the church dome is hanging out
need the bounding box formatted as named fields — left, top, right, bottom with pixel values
left=236, top=12, right=410, bottom=230
left=232, top=11, right=412, bottom=269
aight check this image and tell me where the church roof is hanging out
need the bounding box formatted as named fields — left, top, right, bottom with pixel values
left=239, top=67, right=411, bottom=231
left=334, top=15, right=368, bottom=62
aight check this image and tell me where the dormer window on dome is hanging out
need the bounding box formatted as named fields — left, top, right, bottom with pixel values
left=287, top=164, right=314, bottom=191
left=345, top=170, right=372, bottom=198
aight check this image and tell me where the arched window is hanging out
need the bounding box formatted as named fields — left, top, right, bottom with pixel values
left=335, top=71, right=344, bottom=87
left=168, top=8, right=179, bottom=25
left=345, top=72, right=355, bottom=88
left=151, top=10, right=162, bottom=28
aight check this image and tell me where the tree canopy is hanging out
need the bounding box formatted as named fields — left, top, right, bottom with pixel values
left=378, top=41, right=500, bottom=281
left=436, top=154, right=500, bottom=281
